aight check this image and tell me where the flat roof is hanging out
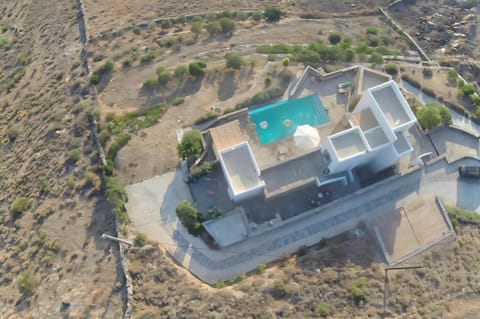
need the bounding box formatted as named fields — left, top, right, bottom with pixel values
left=361, top=68, right=391, bottom=92
left=220, top=143, right=263, bottom=195
left=210, top=120, right=246, bottom=155
left=330, top=127, right=367, bottom=159
left=202, top=207, right=249, bottom=247
left=371, top=83, right=411, bottom=128
left=363, top=126, right=389, bottom=149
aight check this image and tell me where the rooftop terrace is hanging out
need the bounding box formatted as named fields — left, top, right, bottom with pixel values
left=330, top=127, right=367, bottom=159
left=371, top=84, right=411, bottom=128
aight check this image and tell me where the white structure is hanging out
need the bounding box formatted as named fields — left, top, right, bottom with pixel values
left=218, top=142, right=265, bottom=202
left=322, top=80, right=417, bottom=174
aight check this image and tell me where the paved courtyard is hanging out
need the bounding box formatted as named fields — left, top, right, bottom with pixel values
left=126, top=155, right=480, bottom=283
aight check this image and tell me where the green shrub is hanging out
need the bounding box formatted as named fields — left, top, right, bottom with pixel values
left=134, top=233, right=148, bottom=247
left=447, top=69, right=458, bottom=82
left=344, top=48, right=356, bottom=62
left=107, top=134, right=131, bottom=162
left=416, top=103, right=441, bottom=130
left=459, top=83, right=475, bottom=97
left=219, top=17, right=235, bottom=35
left=156, top=67, right=171, bottom=85
left=11, top=197, right=32, bottom=217
left=267, top=54, right=276, bottom=62
left=189, top=61, right=207, bottom=77
left=171, top=97, right=185, bottom=106
left=367, top=37, right=379, bottom=47
left=98, top=129, right=111, bottom=146
left=315, top=303, right=332, bottom=317
left=143, top=78, right=159, bottom=89
left=132, top=27, right=141, bottom=35
left=174, top=65, right=188, bottom=78
left=178, top=130, right=203, bottom=159
left=384, top=63, right=398, bottom=76
left=194, top=111, right=219, bottom=125
left=446, top=205, right=480, bottom=228
left=176, top=15, right=187, bottom=25
left=471, top=94, right=480, bottom=107
left=366, top=26, right=378, bottom=35
left=252, top=11, right=264, bottom=22
left=271, top=280, right=287, bottom=299
left=140, top=51, right=157, bottom=63
left=38, top=178, right=51, bottom=194
left=347, top=277, right=369, bottom=306
left=438, top=105, right=453, bottom=125
left=161, top=19, right=172, bottom=29
left=368, top=52, right=384, bottom=65
left=282, top=57, right=290, bottom=67
left=328, top=32, right=342, bottom=45
left=100, top=59, right=115, bottom=72
left=175, top=200, right=203, bottom=236
left=215, top=280, right=225, bottom=288
left=206, top=21, right=221, bottom=37
left=256, top=263, right=266, bottom=273
left=105, top=177, right=129, bottom=223
left=225, top=52, right=244, bottom=69
left=0, top=37, right=8, bottom=47
left=17, top=270, right=38, bottom=295
left=90, top=73, right=100, bottom=85
left=191, top=22, right=203, bottom=37
left=67, top=149, right=81, bottom=164
left=264, top=7, right=283, bottom=22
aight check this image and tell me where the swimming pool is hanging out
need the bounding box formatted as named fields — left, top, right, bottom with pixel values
left=248, top=94, right=329, bottom=145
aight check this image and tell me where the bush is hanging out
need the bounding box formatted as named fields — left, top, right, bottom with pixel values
left=264, top=7, right=283, bottom=22
left=134, top=233, right=148, bottom=247
left=132, top=27, right=141, bottom=35
left=90, top=73, right=100, bottom=85
left=282, top=57, right=290, bottom=67
left=225, top=52, right=244, bottom=69
left=17, top=270, right=38, bottom=295
left=459, top=83, right=475, bottom=97
left=256, top=263, right=266, bottom=273
left=171, top=97, right=185, bottom=106
left=315, top=303, right=332, bottom=317
left=175, top=200, right=203, bottom=236
left=161, top=19, right=172, bottom=29
left=191, top=22, right=203, bottom=37
left=189, top=61, right=207, bottom=77
left=344, top=48, right=356, bottom=62
left=252, top=11, right=264, bottom=22
left=328, top=32, right=342, bottom=45
left=178, top=130, right=203, bottom=159
left=422, top=68, right=433, bottom=77
left=267, top=54, right=276, bottom=62
left=206, top=21, right=222, bottom=37
left=219, top=17, right=235, bottom=35
left=471, top=94, right=480, bottom=107
left=194, top=111, right=219, bottom=124
left=156, top=67, right=171, bottom=85
left=0, top=37, right=8, bottom=47
left=140, top=51, right=156, bottom=63
left=176, top=15, right=187, bottom=25
left=107, top=134, right=131, bottom=162
left=100, top=59, right=115, bottom=72
left=347, top=277, right=369, bottom=306
left=174, top=65, right=188, bottom=78
left=384, top=63, right=398, bottom=76
left=416, top=104, right=441, bottom=130
left=271, top=280, right=287, bottom=299
left=66, top=149, right=81, bottom=164
left=368, top=52, right=384, bottom=65
left=447, top=69, right=458, bottom=82
left=11, top=197, right=32, bottom=217
left=438, top=105, right=453, bottom=125
left=105, top=177, right=129, bottom=223
left=367, top=37, right=379, bottom=47
left=143, top=78, right=159, bottom=89
left=366, top=26, right=378, bottom=35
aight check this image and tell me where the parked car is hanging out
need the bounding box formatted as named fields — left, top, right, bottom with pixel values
left=458, top=165, right=480, bottom=178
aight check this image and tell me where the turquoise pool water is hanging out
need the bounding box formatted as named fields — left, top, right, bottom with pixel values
left=248, top=94, right=329, bottom=145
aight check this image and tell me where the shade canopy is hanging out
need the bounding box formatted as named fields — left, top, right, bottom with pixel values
left=294, top=124, right=320, bottom=149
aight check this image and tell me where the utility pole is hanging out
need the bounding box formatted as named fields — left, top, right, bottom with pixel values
left=383, top=265, right=424, bottom=318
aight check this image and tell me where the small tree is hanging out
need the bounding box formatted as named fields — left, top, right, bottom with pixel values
left=191, top=22, right=203, bottom=38
left=264, top=7, right=283, bottom=22
left=252, top=11, right=264, bottom=22
left=384, top=63, right=398, bottom=76
left=368, top=51, right=384, bottom=65
left=206, top=21, right=222, bottom=37
left=11, top=197, right=32, bottom=217
left=156, top=67, right=171, bottom=85
left=189, top=61, right=207, bottom=77
left=416, top=104, right=441, bottom=130
left=219, top=17, right=235, bottom=35
left=175, top=200, right=203, bottom=236
left=174, top=65, right=188, bottom=78
left=438, top=105, right=453, bottom=126
left=225, top=52, right=244, bottom=69
left=17, top=270, right=38, bottom=295
left=328, top=32, right=342, bottom=45
left=178, top=129, right=203, bottom=160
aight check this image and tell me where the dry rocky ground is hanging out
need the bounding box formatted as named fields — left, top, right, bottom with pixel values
left=1, top=0, right=479, bottom=318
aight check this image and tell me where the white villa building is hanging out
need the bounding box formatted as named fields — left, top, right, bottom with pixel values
left=322, top=80, right=417, bottom=175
